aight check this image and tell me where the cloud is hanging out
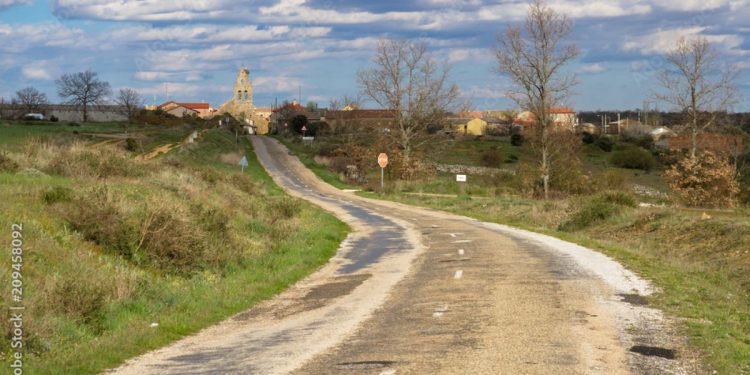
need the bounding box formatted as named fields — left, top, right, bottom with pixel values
left=254, top=75, right=305, bottom=93
left=22, top=62, right=54, bottom=80
left=0, top=22, right=92, bottom=52
left=0, top=0, right=30, bottom=9
left=107, top=24, right=331, bottom=44
left=579, top=63, right=606, bottom=74
left=623, top=26, right=744, bottom=54
left=654, top=0, right=731, bottom=11
left=447, top=48, right=491, bottom=63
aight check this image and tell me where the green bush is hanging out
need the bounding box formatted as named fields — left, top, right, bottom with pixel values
left=510, top=133, right=524, bottom=146
left=480, top=147, right=503, bottom=168
left=124, top=138, right=139, bottom=152
left=594, top=136, right=614, bottom=152
left=611, top=147, right=657, bottom=171
left=42, top=186, right=73, bottom=204
left=559, top=191, right=636, bottom=231
left=269, top=198, right=302, bottom=222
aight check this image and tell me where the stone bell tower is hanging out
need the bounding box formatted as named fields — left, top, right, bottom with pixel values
left=233, top=67, right=253, bottom=108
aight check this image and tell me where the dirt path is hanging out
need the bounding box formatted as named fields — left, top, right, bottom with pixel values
left=104, top=136, right=695, bottom=375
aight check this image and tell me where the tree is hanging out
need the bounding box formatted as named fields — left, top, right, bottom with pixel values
left=494, top=0, right=579, bottom=199
left=115, top=88, right=143, bottom=125
left=665, top=150, right=739, bottom=207
left=305, top=101, right=318, bottom=111
left=358, top=38, right=462, bottom=173
left=290, top=114, right=309, bottom=134
left=15, top=86, right=48, bottom=114
left=656, top=37, right=738, bottom=158
left=56, top=70, right=111, bottom=122
left=329, top=94, right=362, bottom=111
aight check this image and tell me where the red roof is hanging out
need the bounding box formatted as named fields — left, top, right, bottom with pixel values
left=550, top=107, right=575, bottom=114
left=158, top=101, right=210, bottom=110
left=325, top=109, right=397, bottom=119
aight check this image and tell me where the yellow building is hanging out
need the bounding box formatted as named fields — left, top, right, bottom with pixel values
left=452, top=117, right=488, bottom=136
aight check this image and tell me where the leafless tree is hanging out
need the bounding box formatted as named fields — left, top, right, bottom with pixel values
left=656, top=37, right=739, bottom=158
left=115, top=88, right=144, bottom=125
left=15, top=86, right=48, bottom=114
left=56, top=70, right=111, bottom=122
left=494, top=0, right=579, bottom=199
left=358, top=39, right=463, bottom=171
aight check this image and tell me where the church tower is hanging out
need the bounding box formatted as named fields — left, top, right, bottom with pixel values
left=233, top=67, right=253, bottom=108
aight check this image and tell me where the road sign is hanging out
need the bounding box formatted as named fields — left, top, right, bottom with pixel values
left=239, top=155, right=248, bottom=172
left=378, top=153, right=389, bottom=168
left=456, top=174, right=467, bottom=182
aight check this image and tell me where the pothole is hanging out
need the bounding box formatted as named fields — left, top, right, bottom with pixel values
left=618, top=293, right=649, bottom=306
left=335, top=361, right=396, bottom=370
left=629, top=345, right=676, bottom=359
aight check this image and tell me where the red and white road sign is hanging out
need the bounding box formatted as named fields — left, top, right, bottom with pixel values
left=378, top=153, right=389, bottom=168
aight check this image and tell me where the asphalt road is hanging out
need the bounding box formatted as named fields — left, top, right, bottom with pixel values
left=106, top=136, right=693, bottom=375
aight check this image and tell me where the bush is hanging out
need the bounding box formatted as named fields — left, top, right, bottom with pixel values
left=290, top=115, right=309, bottom=134
left=138, top=202, right=207, bottom=273
left=594, top=136, right=614, bottom=152
left=67, top=122, right=81, bottom=127
left=559, top=192, right=635, bottom=231
left=42, top=186, right=73, bottom=204
left=124, top=138, right=139, bottom=152
left=50, top=273, right=108, bottom=322
left=50, top=115, right=59, bottom=122
left=611, top=147, right=657, bottom=171
left=480, top=147, right=503, bottom=168
left=510, top=133, right=524, bottom=146
left=664, top=151, right=739, bottom=208
left=269, top=198, right=302, bottom=222
left=0, top=151, right=19, bottom=173
left=63, top=187, right=135, bottom=258
left=581, top=132, right=598, bottom=144
left=316, top=144, right=338, bottom=157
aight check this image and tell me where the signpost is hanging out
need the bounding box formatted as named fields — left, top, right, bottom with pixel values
left=301, top=125, right=307, bottom=137
left=239, top=155, right=248, bottom=173
left=378, top=153, right=389, bottom=192
left=456, top=174, right=467, bottom=195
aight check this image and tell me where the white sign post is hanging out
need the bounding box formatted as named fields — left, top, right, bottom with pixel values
left=456, top=174, right=467, bottom=195
left=378, top=153, right=389, bottom=192
left=239, top=155, right=248, bottom=173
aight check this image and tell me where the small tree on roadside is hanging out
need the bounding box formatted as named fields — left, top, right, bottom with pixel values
left=56, top=70, right=112, bottom=122
left=358, top=38, right=463, bottom=176
left=656, top=37, right=738, bottom=158
left=664, top=151, right=739, bottom=207
left=494, top=0, right=580, bottom=199
left=115, top=88, right=143, bottom=127
left=15, top=86, right=48, bottom=114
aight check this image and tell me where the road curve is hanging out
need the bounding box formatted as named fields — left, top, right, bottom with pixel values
left=106, top=136, right=691, bottom=375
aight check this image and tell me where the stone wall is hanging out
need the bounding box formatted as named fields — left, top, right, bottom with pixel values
left=0, top=104, right=127, bottom=122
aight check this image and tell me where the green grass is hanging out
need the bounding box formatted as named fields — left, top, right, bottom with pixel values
left=273, top=135, right=357, bottom=190
left=0, top=129, right=349, bottom=374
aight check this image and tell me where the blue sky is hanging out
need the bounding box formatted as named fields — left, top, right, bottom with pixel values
left=1, top=0, right=748, bottom=111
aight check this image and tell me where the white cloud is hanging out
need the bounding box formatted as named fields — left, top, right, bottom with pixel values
left=22, top=62, right=53, bottom=80
left=254, top=76, right=305, bottom=93
left=0, top=0, right=31, bottom=9
left=655, top=0, right=730, bottom=11
left=107, top=24, right=331, bottom=44
left=447, top=48, right=491, bottom=63
left=0, top=22, right=92, bottom=52
left=579, top=63, right=606, bottom=74
left=623, top=27, right=743, bottom=54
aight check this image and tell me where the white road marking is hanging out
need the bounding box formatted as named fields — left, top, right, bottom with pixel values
left=432, top=312, right=444, bottom=318
left=380, top=370, right=396, bottom=375
left=449, top=233, right=456, bottom=238
left=453, top=240, right=473, bottom=243
left=454, top=270, right=463, bottom=279
left=433, top=305, right=449, bottom=317
left=458, top=249, right=465, bottom=256
left=431, top=225, right=439, bottom=228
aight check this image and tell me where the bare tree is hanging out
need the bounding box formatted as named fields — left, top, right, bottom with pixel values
left=358, top=39, right=462, bottom=171
left=656, top=37, right=738, bottom=158
left=328, top=94, right=362, bottom=111
left=15, top=86, right=48, bottom=114
left=115, top=88, right=144, bottom=125
left=56, top=70, right=111, bottom=122
left=494, top=0, right=579, bottom=199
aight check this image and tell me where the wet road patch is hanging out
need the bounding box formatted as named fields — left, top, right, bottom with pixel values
left=618, top=293, right=649, bottom=306
left=304, top=274, right=371, bottom=301
left=335, top=361, right=396, bottom=370
left=629, top=345, right=676, bottom=359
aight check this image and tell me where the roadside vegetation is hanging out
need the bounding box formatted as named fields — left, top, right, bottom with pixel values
left=0, top=124, right=348, bottom=374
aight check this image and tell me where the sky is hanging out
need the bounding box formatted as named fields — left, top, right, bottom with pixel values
left=0, top=0, right=749, bottom=111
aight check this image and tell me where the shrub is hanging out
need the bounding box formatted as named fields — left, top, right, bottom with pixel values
left=0, top=151, right=19, bottom=173
left=664, top=151, right=739, bottom=208
left=67, top=122, right=81, bottom=127
left=480, top=147, right=503, bottom=168
left=124, top=138, right=139, bottom=152
left=581, top=132, right=598, bottom=144
left=611, top=147, right=657, bottom=171
left=138, top=202, right=207, bottom=273
left=597, top=169, right=628, bottom=190
left=50, top=115, right=59, bottom=122
left=268, top=198, right=302, bottom=222
left=505, top=154, right=519, bottom=163
left=594, top=136, right=614, bottom=152
left=42, top=186, right=73, bottom=204
left=63, top=187, right=135, bottom=258
left=316, top=144, right=338, bottom=157
left=290, top=115, right=309, bottom=134
left=50, top=273, right=108, bottom=322
left=559, top=192, right=635, bottom=231
left=510, top=133, right=524, bottom=146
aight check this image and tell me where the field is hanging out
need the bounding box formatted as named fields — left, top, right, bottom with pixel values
left=0, top=122, right=349, bottom=374
left=277, top=132, right=750, bottom=374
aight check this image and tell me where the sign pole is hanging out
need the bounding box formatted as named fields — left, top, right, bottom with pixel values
left=381, top=167, right=384, bottom=192
left=377, top=153, right=389, bottom=194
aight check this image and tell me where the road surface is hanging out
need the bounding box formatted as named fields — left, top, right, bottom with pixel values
left=107, top=136, right=693, bottom=375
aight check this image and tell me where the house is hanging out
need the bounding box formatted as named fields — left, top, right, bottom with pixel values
left=575, top=122, right=599, bottom=134
left=451, top=117, right=488, bottom=136
left=514, top=107, right=577, bottom=130
left=158, top=101, right=215, bottom=118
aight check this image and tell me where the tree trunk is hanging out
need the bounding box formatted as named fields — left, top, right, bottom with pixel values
left=83, top=103, right=88, bottom=123
left=691, top=124, right=698, bottom=158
